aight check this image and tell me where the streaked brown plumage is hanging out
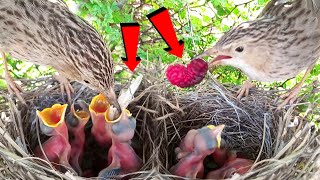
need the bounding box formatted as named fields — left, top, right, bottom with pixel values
left=196, top=0, right=320, bottom=109
left=0, top=0, right=120, bottom=112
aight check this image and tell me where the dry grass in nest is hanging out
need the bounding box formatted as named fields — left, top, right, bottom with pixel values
left=0, top=72, right=319, bottom=179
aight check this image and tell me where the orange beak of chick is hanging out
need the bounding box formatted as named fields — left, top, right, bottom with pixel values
left=34, top=104, right=71, bottom=170
left=89, top=94, right=117, bottom=147
left=90, top=94, right=109, bottom=112
left=37, top=104, right=68, bottom=128
left=71, top=101, right=90, bottom=122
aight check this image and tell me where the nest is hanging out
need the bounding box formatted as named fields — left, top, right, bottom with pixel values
left=0, top=71, right=320, bottom=180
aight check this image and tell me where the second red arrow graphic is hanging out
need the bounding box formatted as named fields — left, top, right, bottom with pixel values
left=121, top=23, right=141, bottom=72
left=147, top=7, right=184, bottom=58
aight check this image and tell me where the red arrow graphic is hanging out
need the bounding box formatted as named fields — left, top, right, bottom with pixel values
left=121, top=23, right=141, bottom=72
left=147, top=7, right=184, bottom=58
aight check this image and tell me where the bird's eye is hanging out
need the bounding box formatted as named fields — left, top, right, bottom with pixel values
left=235, top=46, right=244, bottom=52
left=84, top=80, right=89, bottom=83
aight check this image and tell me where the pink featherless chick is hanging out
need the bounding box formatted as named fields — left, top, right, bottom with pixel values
left=98, top=109, right=142, bottom=179
left=66, top=100, right=90, bottom=175
left=206, top=157, right=254, bottom=179
left=89, top=94, right=113, bottom=147
left=34, top=104, right=72, bottom=171
left=170, top=124, right=225, bottom=179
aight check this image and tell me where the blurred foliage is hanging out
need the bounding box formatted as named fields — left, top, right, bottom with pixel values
left=0, top=56, right=55, bottom=89
left=0, top=0, right=319, bottom=120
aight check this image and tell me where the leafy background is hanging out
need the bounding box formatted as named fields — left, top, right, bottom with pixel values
left=0, top=0, right=319, bottom=120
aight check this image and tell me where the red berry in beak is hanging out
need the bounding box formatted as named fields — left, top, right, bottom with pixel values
left=166, top=58, right=208, bottom=88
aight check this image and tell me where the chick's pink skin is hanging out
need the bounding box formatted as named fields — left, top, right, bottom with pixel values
left=175, top=129, right=197, bottom=159
left=106, top=141, right=142, bottom=175
left=170, top=153, right=205, bottom=179
left=68, top=110, right=90, bottom=175
left=91, top=113, right=112, bottom=147
left=35, top=120, right=71, bottom=169
left=89, top=94, right=113, bottom=147
left=206, top=158, right=253, bottom=179
left=98, top=110, right=142, bottom=178
left=170, top=125, right=224, bottom=179
left=211, top=148, right=229, bottom=167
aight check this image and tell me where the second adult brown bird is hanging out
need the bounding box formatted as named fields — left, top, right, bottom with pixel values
left=0, top=0, right=121, bottom=113
left=196, top=0, right=320, bottom=109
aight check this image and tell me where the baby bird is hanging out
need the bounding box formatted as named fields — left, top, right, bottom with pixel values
left=170, top=125, right=225, bottom=179
left=206, top=158, right=253, bottom=179
left=89, top=94, right=113, bottom=147
left=98, top=109, right=142, bottom=179
left=34, top=104, right=71, bottom=171
left=196, top=0, right=320, bottom=109
left=66, top=100, right=90, bottom=175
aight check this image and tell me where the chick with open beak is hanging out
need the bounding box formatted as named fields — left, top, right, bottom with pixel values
left=34, top=104, right=72, bottom=171
left=170, top=124, right=225, bottom=179
left=66, top=100, right=90, bottom=175
left=98, top=109, right=142, bottom=179
left=89, top=94, right=114, bottom=147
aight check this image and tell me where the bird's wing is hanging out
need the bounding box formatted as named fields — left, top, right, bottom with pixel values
left=309, top=0, right=320, bottom=13
left=259, top=0, right=320, bottom=18
left=56, top=0, right=69, bottom=8
left=258, top=0, right=294, bottom=18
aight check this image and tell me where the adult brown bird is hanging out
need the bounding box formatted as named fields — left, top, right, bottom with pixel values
left=195, top=0, right=320, bottom=109
left=0, top=0, right=121, bottom=114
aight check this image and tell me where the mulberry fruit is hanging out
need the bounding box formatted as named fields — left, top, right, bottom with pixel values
left=166, top=58, right=208, bottom=88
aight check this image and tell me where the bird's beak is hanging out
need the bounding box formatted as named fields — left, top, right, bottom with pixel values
left=207, top=124, right=225, bottom=148
left=195, top=46, right=219, bottom=68
left=89, top=94, right=110, bottom=116
left=89, top=94, right=113, bottom=147
left=77, top=99, right=90, bottom=114
left=108, top=109, right=136, bottom=142
left=36, top=104, right=68, bottom=128
left=195, top=46, right=232, bottom=68
left=35, top=104, right=71, bottom=170
left=89, top=94, right=122, bottom=122
left=106, top=109, right=132, bottom=126
left=103, top=88, right=122, bottom=117
left=106, top=109, right=131, bottom=124
left=72, top=100, right=90, bottom=122
left=194, top=46, right=218, bottom=59
left=67, top=101, right=90, bottom=129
